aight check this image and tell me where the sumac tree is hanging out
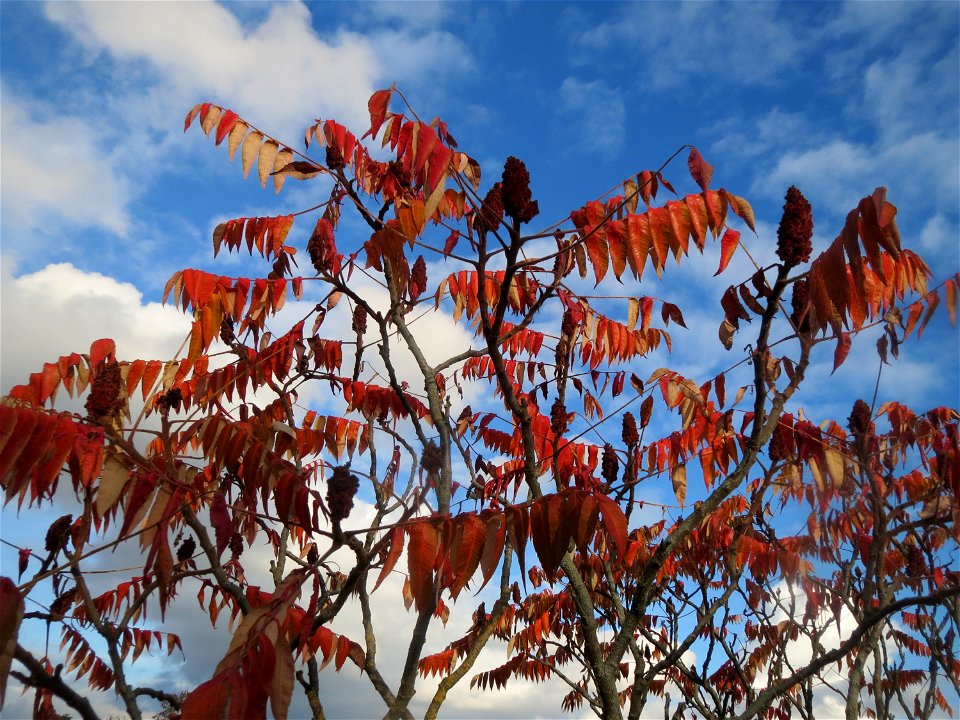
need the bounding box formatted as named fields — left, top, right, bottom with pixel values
left=1, top=87, right=957, bottom=720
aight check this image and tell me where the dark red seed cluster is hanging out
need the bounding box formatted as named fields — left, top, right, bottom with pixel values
left=352, top=305, right=368, bottom=334
left=622, top=412, right=639, bottom=446
left=45, top=514, right=73, bottom=553
left=906, top=543, right=925, bottom=578
left=601, top=444, right=619, bottom=486
left=307, top=218, right=338, bottom=276
left=229, top=532, right=244, bottom=559
left=325, top=144, right=345, bottom=171
left=327, top=465, right=360, bottom=523
left=219, top=316, right=236, bottom=345
left=176, top=536, right=196, bottom=563
left=501, top=157, right=539, bottom=224
left=476, top=182, right=504, bottom=233
left=410, top=255, right=428, bottom=300
left=420, top=440, right=443, bottom=474
left=388, top=160, right=411, bottom=188
left=85, top=361, right=124, bottom=421
left=790, top=279, right=811, bottom=333
left=776, top=186, right=814, bottom=267
left=550, top=398, right=568, bottom=438
left=767, top=429, right=787, bottom=463
left=155, top=387, right=183, bottom=414
left=848, top=399, right=873, bottom=439
left=561, top=309, right=576, bottom=338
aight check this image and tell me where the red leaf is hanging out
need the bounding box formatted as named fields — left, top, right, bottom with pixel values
left=715, top=228, right=740, bottom=276
left=17, top=549, right=30, bottom=581
left=88, top=338, right=116, bottom=369
left=595, top=494, right=627, bottom=560
left=945, top=275, right=958, bottom=325
left=568, top=492, right=599, bottom=553
left=639, top=395, right=654, bottom=428
left=584, top=232, right=609, bottom=285
left=374, top=526, right=405, bottom=592
left=448, top=514, right=486, bottom=598
left=505, top=506, right=529, bottom=581
left=530, top=494, right=569, bottom=574
left=687, top=147, right=714, bottom=192
left=661, top=302, right=687, bottom=328
left=334, top=635, right=350, bottom=671
left=181, top=677, right=232, bottom=720
left=715, top=373, right=726, bottom=408
left=832, top=332, right=852, bottom=373
left=478, top=510, right=506, bottom=592
left=406, top=521, right=440, bottom=614
left=215, top=110, right=240, bottom=146
left=917, top=290, right=940, bottom=338
left=606, top=220, right=628, bottom=281
left=364, top=86, right=394, bottom=140
left=209, top=491, right=232, bottom=557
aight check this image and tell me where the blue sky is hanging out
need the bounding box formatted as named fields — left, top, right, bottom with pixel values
left=1, top=2, right=958, bottom=718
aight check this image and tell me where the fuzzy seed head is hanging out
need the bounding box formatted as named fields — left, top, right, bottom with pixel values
left=848, top=399, right=873, bottom=439
left=550, top=398, right=568, bottom=438
left=327, top=465, right=360, bottom=523
left=790, top=279, right=812, bottom=334
left=776, top=186, right=814, bottom=267
left=85, top=361, right=124, bottom=421
left=501, top=157, right=539, bottom=224
left=601, top=444, right=619, bottom=486
left=476, top=182, right=504, bottom=233
left=420, top=440, right=443, bottom=474
left=410, top=255, right=428, bottom=300
left=622, top=412, right=639, bottom=446
left=352, top=305, right=368, bottom=335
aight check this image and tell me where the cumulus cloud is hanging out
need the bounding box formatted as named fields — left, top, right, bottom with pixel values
left=42, top=1, right=472, bottom=143
left=42, top=1, right=378, bottom=138
left=0, top=90, right=132, bottom=242
left=0, top=261, right=190, bottom=393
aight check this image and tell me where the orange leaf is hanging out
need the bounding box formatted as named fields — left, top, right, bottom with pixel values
left=584, top=232, right=609, bottom=285
left=374, top=526, right=405, bottom=591
left=88, top=338, right=116, bottom=369
left=917, top=290, right=940, bottom=338
left=715, top=228, right=740, bottom=276
left=448, top=514, right=486, bottom=598
left=606, top=220, right=628, bottom=281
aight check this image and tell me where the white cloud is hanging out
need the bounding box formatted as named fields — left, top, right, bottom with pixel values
left=0, top=262, right=190, bottom=393
left=758, top=133, right=959, bottom=220
left=0, top=89, right=132, bottom=241
left=559, top=77, right=626, bottom=158
left=41, top=1, right=471, bottom=143
left=573, top=3, right=806, bottom=88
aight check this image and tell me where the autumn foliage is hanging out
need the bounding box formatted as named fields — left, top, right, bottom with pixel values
left=1, top=87, right=958, bottom=720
